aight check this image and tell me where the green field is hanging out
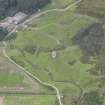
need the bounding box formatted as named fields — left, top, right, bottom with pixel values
left=77, top=0, right=105, bottom=18
left=6, top=4, right=99, bottom=97
left=0, top=54, right=54, bottom=94
left=4, top=0, right=103, bottom=105
left=4, top=95, right=56, bottom=105
left=0, top=56, right=23, bottom=86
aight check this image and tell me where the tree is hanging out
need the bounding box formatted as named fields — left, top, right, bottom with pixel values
left=80, top=91, right=103, bottom=105
left=0, top=27, right=8, bottom=41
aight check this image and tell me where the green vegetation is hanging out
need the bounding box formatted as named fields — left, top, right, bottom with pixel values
left=0, top=56, right=54, bottom=94
left=0, top=56, right=23, bottom=86
left=0, top=71, right=23, bottom=86
left=52, top=0, right=74, bottom=8
left=43, top=0, right=74, bottom=10
left=77, top=0, right=105, bottom=18
left=72, top=23, right=104, bottom=56
left=80, top=91, right=103, bottom=105
left=7, top=5, right=99, bottom=99
left=5, top=95, right=56, bottom=105
left=3, top=0, right=105, bottom=104
left=0, top=27, right=8, bottom=41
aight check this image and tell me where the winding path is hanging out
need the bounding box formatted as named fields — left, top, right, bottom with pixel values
left=3, top=41, right=63, bottom=105
left=23, top=0, right=82, bottom=25
left=3, top=0, right=83, bottom=105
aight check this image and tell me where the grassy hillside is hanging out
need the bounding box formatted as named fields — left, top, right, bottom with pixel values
left=77, top=0, right=105, bottom=18
left=0, top=55, right=55, bottom=93
left=5, top=95, right=56, bottom=105
left=6, top=4, right=100, bottom=100
left=3, top=0, right=105, bottom=105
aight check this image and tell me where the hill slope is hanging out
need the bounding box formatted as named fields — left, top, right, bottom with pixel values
left=77, top=0, right=105, bottom=18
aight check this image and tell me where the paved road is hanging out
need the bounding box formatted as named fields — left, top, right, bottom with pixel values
left=3, top=0, right=82, bottom=105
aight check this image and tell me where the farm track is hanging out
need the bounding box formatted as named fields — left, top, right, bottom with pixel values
left=3, top=0, right=83, bottom=105
left=3, top=41, right=63, bottom=105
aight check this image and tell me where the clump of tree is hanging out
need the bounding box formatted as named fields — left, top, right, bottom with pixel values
left=80, top=91, right=103, bottom=105
left=0, top=27, right=8, bottom=41
left=0, top=0, right=51, bottom=17
left=77, top=0, right=105, bottom=18
left=72, top=23, right=104, bottom=56
left=23, top=44, right=37, bottom=54
left=5, top=32, right=17, bottom=41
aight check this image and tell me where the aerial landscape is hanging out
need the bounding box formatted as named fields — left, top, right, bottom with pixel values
left=0, top=0, right=105, bottom=105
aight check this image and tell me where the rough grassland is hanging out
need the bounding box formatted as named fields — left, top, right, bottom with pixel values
left=77, top=0, right=105, bottom=18
left=0, top=49, right=54, bottom=94
left=7, top=7, right=99, bottom=98
left=5, top=95, right=56, bottom=105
